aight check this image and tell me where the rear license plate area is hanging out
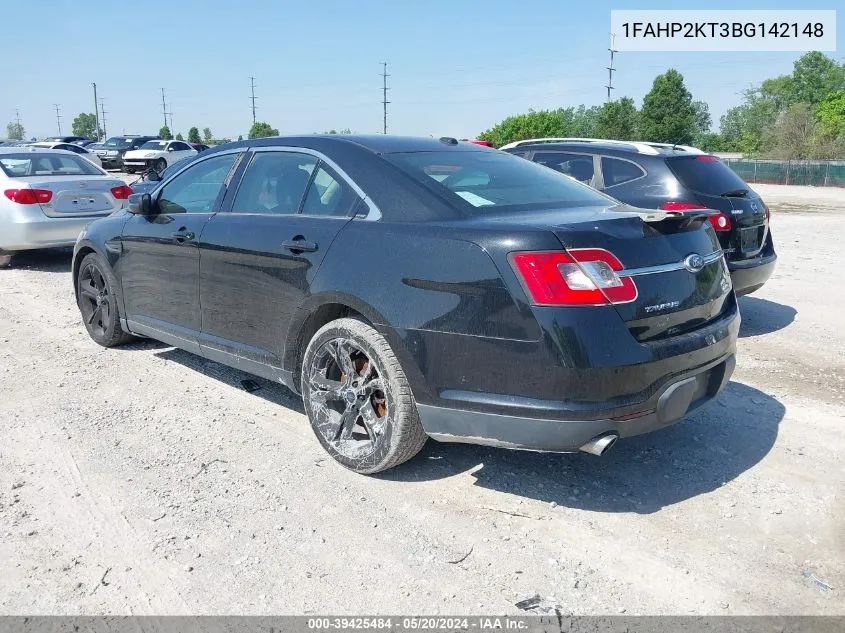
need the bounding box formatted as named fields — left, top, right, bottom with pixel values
left=740, top=227, right=760, bottom=251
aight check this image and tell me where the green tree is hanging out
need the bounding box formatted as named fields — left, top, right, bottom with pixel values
left=6, top=121, right=25, bottom=140
left=768, top=103, right=817, bottom=159
left=248, top=121, right=278, bottom=139
left=202, top=127, right=213, bottom=143
left=188, top=127, right=201, bottom=144
left=792, top=51, right=845, bottom=106
left=71, top=112, right=101, bottom=140
left=478, top=109, right=567, bottom=147
left=175, top=132, right=184, bottom=141
left=324, top=128, right=352, bottom=134
left=639, top=69, right=697, bottom=144
left=816, top=91, right=845, bottom=134
left=594, top=97, right=638, bottom=140
left=158, top=125, right=172, bottom=140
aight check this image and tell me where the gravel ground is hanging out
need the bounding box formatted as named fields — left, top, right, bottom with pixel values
left=0, top=185, right=842, bottom=615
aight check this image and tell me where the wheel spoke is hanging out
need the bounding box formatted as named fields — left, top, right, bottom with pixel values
left=334, top=407, right=359, bottom=441
left=326, top=340, right=356, bottom=380
left=87, top=303, right=103, bottom=325
left=91, top=267, right=105, bottom=291
left=80, top=284, right=98, bottom=300
left=359, top=404, right=381, bottom=441
left=100, top=300, right=111, bottom=327
left=308, top=365, right=344, bottom=395
left=362, top=377, right=385, bottom=394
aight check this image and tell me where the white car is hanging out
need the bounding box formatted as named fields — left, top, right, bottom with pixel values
left=31, top=141, right=103, bottom=168
left=122, top=140, right=197, bottom=174
left=0, top=147, right=131, bottom=267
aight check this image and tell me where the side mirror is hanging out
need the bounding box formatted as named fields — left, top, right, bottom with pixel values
left=146, top=169, right=161, bottom=182
left=127, top=193, right=153, bottom=215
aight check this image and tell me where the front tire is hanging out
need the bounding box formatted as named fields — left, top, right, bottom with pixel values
left=125, top=167, right=135, bottom=174
left=0, top=252, right=11, bottom=268
left=77, top=252, right=134, bottom=347
left=301, top=318, right=427, bottom=474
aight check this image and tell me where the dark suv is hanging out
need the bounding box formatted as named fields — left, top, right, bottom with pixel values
left=96, top=135, right=161, bottom=170
left=501, top=138, right=776, bottom=296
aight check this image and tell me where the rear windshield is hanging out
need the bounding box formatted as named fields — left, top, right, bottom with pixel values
left=0, top=153, right=103, bottom=177
left=140, top=141, right=168, bottom=150
left=385, top=150, right=611, bottom=214
left=667, top=156, right=749, bottom=196
left=104, top=137, right=136, bottom=148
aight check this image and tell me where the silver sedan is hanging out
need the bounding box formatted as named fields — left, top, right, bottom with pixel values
left=0, top=147, right=131, bottom=267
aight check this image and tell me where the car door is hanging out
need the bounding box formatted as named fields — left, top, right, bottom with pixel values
left=197, top=149, right=359, bottom=378
left=119, top=150, right=243, bottom=352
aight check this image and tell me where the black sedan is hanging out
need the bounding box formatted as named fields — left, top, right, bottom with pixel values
left=73, top=135, right=738, bottom=474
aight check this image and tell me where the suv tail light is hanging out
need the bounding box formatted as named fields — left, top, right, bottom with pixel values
left=659, top=201, right=707, bottom=211
left=4, top=188, right=53, bottom=204
left=111, top=185, right=133, bottom=200
left=509, top=249, right=637, bottom=306
left=707, top=213, right=731, bottom=232
left=659, top=202, right=731, bottom=232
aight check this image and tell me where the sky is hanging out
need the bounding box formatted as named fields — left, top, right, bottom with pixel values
left=3, top=0, right=843, bottom=140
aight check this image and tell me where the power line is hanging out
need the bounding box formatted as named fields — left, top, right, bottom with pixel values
left=53, top=104, right=62, bottom=136
left=606, top=32, right=617, bottom=102
left=381, top=62, right=390, bottom=134
left=249, top=76, right=257, bottom=125
left=99, top=98, right=108, bottom=139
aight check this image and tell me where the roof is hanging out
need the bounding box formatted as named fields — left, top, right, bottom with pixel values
left=214, top=134, right=491, bottom=155
left=499, top=137, right=704, bottom=156
left=0, top=146, right=82, bottom=155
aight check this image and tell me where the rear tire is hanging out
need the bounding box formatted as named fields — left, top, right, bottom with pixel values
left=77, top=252, right=134, bottom=347
left=301, top=318, right=427, bottom=474
left=0, top=252, right=11, bottom=268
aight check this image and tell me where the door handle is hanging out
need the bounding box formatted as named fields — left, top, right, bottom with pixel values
left=171, top=229, right=195, bottom=243
left=282, top=238, right=318, bottom=253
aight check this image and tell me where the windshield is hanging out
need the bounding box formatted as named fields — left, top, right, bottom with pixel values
left=104, top=137, right=136, bottom=148
left=385, top=150, right=612, bottom=214
left=0, top=153, right=103, bottom=177
left=667, top=155, right=750, bottom=196
left=140, top=141, right=168, bottom=150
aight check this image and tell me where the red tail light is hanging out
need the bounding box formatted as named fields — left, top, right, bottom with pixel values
left=111, top=185, right=132, bottom=200
left=4, top=188, right=53, bottom=204
left=696, top=155, right=719, bottom=162
left=707, top=213, right=732, bottom=232
left=510, top=249, right=637, bottom=306
left=659, top=202, right=707, bottom=211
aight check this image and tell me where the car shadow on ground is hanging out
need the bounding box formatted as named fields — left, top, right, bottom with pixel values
left=4, top=248, right=73, bottom=273
left=739, top=296, right=796, bottom=337
left=380, top=381, right=783, bottom=514
left=151, top=347, right=305, bottom=414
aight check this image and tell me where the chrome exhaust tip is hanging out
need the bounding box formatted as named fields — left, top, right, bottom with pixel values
left=579, top=433, right=619, bottom=456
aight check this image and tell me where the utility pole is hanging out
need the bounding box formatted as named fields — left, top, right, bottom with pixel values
left=168, top=103, right=174, bottom=134
left=249, top=76, right=257, bottom=125
left=14, top=109, right=22, bottom=140
left=160, top=88, right=168, bottom=129
left=605, top=33, right=617, bottom=102
left=92, top=83, right=100, bottom=141
left=381, top=62, right=390, bottom=135
left=99, top=98, right=108, bottom=139
left=54, top=104, right=62, bottom=136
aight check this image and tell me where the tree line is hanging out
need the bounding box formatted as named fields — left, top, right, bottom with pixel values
left=478, top=52, right=845, bottom=159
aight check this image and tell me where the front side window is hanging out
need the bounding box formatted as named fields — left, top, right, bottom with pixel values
left=231, top=152, right=317, bottom=215
left=0, top=153, right=103, bottom=177
left=601, top=156, right=646, bottom=187
left=385, top=150, right=611, bottom=214
left=157, top=153, right=239, bottom=214
left=140, top=141, right=168, bottom=151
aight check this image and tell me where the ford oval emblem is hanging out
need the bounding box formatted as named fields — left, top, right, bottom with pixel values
left=683, top=253, right=705, bottom=273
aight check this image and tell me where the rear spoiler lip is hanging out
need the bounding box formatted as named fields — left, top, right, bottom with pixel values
left=635, top=208, right=719, bottom=229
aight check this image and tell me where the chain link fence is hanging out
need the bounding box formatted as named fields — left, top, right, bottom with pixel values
left=723, top=159, right=845, bottom=187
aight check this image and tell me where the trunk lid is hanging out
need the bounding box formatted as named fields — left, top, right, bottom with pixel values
left=550, top=208, right=733, bottom=341
left=16, top=176, right=125, bottom=218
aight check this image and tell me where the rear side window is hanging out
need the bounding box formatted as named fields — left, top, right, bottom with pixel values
left=301, top=166, right=357, bottom=217
left=0, top=153, right=102, bottom=176
left=601, top=157, right=645, bottom=187
left=532, top=151, right=595, bottom=185
left=385, top=150, right=610, bottom=214
left=667, top=156, right=749, bottom=195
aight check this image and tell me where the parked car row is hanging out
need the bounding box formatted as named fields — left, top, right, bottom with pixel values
left=0, top=132, right=778, bottom=475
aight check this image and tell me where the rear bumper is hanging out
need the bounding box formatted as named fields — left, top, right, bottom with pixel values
left=728, top=252, right=777, bottom=297
left=0, top=213, right=102, bottom=251
left=419, top=354, right=735, bottom=451
left=99, top=156, right=123, bottom=169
